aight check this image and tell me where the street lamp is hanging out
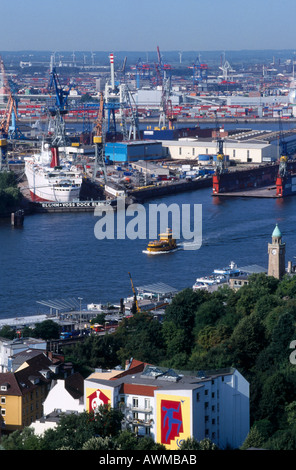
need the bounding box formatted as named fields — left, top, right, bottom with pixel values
left=78, top=297, right=83, bottom=335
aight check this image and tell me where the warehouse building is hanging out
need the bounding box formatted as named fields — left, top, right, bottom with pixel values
left=105, top=140, right=164, bottom=164
left=161, top=138, right=278, bottom=163
left=84, top=360, right=249, bottom=450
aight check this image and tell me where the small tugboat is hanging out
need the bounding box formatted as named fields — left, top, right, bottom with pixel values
left=144, top=228, right=178, bottom=254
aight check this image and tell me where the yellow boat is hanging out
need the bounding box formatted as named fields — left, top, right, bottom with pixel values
left=146, top=228, right=177, bottom=253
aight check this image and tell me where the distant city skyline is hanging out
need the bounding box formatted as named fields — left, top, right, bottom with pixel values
left=2, top=0, right=296, bottom=52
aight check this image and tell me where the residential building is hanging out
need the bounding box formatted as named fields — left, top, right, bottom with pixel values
left=0, top=351, right=71, bottom=433
left=84, top=360, right=249, bottom=450
left=31, top=372, right=84, bottom=435
left=0, top=337, right=47, bottom=373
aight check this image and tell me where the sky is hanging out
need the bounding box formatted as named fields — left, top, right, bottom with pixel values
left=1, top=0, right=296, bottom=52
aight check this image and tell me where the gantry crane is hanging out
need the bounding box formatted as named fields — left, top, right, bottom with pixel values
left=93, top=92, right=107, bottom=183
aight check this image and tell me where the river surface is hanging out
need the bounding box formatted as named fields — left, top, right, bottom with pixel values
left=1, top=186, right=296, bottom=319
left=1, top=119, right=296, bottom=319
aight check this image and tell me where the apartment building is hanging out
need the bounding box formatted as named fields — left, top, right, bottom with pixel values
left=84, top=360, right=249, bottom=450
left=0, top=351, right=70, bottom=433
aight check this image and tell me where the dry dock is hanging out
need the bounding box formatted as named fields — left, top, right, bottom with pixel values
left=213, top=186, right=278, bottom=198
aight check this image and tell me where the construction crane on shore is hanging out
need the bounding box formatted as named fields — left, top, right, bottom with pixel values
left=47, top=56, right=72, bottom=148
left=128, top=272, right=140, bottom=314
left=277, top=110, right=289, bottom=178
left=93, top=92, right=107, bottom=183
left=45, top=56, right=72, bottom=166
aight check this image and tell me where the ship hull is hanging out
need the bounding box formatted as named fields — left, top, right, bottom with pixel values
left=25, top=159, right=82, bottom=203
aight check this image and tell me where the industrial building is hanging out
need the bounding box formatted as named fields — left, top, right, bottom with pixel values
left=130, top=160, right=170, bottom=178
left=161, top=138, right=278, bottom=163
left=105, top=140, right=164, bottom=163
left=84, top=359, right=249, bottom=450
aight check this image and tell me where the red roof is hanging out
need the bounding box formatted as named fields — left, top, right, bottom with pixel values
left=120, top=383, right=157, bottom=397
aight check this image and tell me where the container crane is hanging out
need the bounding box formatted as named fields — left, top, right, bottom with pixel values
left=128, top=272, right=140, bottom=314
left=190, top=55, right=208, bottom=88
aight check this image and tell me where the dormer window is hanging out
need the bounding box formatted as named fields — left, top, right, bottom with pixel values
left=0, top=383, right=9, bottom=392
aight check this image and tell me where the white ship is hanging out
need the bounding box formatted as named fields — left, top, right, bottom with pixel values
left=24, top=143, right=83, bottom=203
left=193, top=262, right=244, bottom=291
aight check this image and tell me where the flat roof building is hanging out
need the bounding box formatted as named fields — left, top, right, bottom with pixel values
left=161, top=139, right=278, bottom=164
left=84, top=360, right=249, bottom=450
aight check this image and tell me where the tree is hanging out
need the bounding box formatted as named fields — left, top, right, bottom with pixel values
left=82, top=436, right=120, bottom=450
left=41, top=408, right=123, bottom=450
left=179, top=437, right=218, bottom=450
left=240, top=426, right=266, bottom=450
left=32, top=319, right=60, bottom=340
left=0, top=325, right=16, bottom=340
left=0, top=427, right=41, bottom=450
left=115, top=312, right=165, bottom=365
left=229, top=313, right=267, bottom=372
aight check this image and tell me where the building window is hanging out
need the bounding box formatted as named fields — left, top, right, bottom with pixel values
left=233, top=149, right=236, bottom=158
left=0, top=397, right=5, bottom=404
left=144, top=399, right=150, bottom=410
left=132, top=398, right=138, bottom=408
left=204, top=389, right=208, bottom=395
left=196, top=393, right=200, bottom=402
left=1, top=408, right=5, bottom=416
left=192, top=148, right=195, bottom=156
left=179, top=147, right=182, bottom=156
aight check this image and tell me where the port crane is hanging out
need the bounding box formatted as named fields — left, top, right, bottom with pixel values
left=46, top=56, right=72, bottom=166
left=93, top=92, right=107, bottom=183
left=158, top=75, right=176, bottom=130
left=276, top=111, right=289, bottom=196
left=190, top=55, right=208, bottom=88
left=128, top=272, right=140, bottom=314
left=104, top=53, right=140, bottom=141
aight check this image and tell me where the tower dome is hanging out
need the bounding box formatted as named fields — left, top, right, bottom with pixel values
left=272, top=223, right=282, bottom=238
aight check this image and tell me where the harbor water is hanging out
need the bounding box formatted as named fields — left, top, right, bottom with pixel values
left=1, top=187, right=296, bottom=319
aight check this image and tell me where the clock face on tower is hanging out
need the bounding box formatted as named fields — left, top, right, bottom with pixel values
left=272, top=249, right=277, bottom=255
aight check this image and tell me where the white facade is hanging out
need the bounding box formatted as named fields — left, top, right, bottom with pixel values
left=0, top=338, right=46, bottom=373
left=84, top=365, right=249, bottom=450
left=43, top=379, right=85, bottom=416
left=132, top=89, right=180, bottom=108
left=161, top=139, right=278, bottom=163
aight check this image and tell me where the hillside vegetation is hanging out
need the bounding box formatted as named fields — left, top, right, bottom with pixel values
left=64, top=273, right=296, bottom=449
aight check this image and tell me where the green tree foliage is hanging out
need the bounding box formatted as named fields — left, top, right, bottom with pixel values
left=0, top=325, right=17, bottom=340
left=115, top=312, right=165, bottom=366
left=31, top=319, right=60, bottom=340
left=179, top=437, right=218, bottom=450
left=0, top=171, right=21, bottom=213
left=240, top=426, right=266, bottom=450
left=57, top=272, right=296, bottom=450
